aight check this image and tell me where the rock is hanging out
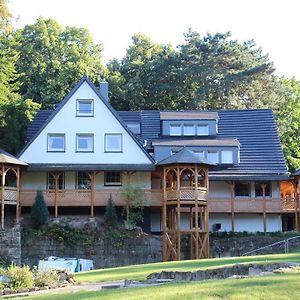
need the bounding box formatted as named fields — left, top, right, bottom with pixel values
left=248, top=267, right=263, bottom=276
left=68, top=278, right=76, bottom=284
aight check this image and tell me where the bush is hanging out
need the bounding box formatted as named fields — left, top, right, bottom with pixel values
left=104, top=194, right=118, bottom=227
left=34, top=270, right=59, bottom=287
left=30, top=190, right=49, bottom=228
left=6, top=264, right=34, bottom=289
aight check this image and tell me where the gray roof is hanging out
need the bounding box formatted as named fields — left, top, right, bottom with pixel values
left=157, top=148, right=215, bottom=166
left=25, top=106, right=288, bottom=180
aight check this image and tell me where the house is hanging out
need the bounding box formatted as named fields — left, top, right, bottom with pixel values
left=1, top=77, right=297, bottom=242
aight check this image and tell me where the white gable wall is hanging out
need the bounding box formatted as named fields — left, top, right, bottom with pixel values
left=20, top=81, right=152, bottom=165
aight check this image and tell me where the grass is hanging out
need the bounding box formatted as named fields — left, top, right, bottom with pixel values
left=23, top=272, right=300, bottom=300
left=75, top=252, right=300, bottom=283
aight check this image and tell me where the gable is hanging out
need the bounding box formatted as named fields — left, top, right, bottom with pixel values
left=19, top=78, right=153, bottom=166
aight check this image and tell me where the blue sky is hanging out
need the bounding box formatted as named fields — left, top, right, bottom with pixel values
left=9, top=0, right=300, bottom=79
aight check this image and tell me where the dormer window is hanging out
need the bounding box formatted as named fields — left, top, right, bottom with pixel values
left=76, top=99, right=94, bottom=116
left=207, top=151, right=219, bottom=164
left=170, top=124, right=181, bottom=136
left=221, top=150, right=233, bottom=164
left=197, top=125, right=209, bottom=136
left=183, top=124, right=194, bottom=136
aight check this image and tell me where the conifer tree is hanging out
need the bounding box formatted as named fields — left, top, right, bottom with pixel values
left=30, top=190, right=49, bottom=228
left=104, top=193, right=118, bottom=227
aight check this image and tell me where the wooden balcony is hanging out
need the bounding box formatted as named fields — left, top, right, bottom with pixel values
left=19, top=189, right=299, bottom=214
left=0, top=187, right=17, bottom=205
left=166, top=187, right=208, bottom=203
left=20, top=189, right=163, bottom=207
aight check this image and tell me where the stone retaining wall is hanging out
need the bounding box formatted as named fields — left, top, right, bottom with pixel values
left=0, top=227, right=21, bottom=265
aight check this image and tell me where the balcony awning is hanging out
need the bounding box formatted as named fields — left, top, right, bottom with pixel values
left=0, top=149, right=28, bottom=166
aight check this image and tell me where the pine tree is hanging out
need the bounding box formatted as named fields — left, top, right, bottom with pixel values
left=104, top=194, right=118, bottom=227
left=30, top=190, right=49, bottom=228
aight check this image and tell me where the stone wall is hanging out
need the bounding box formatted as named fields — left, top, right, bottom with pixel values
left=21, top=234, right=162, bottom=268
left=0, top=227, right=21, bottom=265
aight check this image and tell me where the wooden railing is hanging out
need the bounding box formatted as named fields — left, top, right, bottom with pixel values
left=20, top=189, right=163, bottom=207
left=166, top=187, right=207, bottom=201
left=0, top=187, right=17, bottom=204
left=18, top=189, right=299, bottom=213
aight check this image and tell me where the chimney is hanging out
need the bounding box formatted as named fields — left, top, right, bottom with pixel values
left=99, top=81, right=109, bottom=102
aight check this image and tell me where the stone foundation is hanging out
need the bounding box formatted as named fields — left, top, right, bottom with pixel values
left=0, top=226, right=21, bottom=265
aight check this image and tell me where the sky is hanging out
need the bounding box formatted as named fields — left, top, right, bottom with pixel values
left=9, top=0, right=300, bottom=79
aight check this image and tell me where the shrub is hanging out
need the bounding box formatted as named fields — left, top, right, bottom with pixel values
left=104, top=194, right=118, bottom=227
left=6, top=264, right=34, bottom=289
left=34, top=270, right=59, bottom=287
left=30, top=190, right=49, bottom=228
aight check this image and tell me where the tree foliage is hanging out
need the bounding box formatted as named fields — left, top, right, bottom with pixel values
left=108, top=31, right=283, bottom=111
left=0, top=0, right=12, bottom=34
left=30, top=190, right=49, bottom=228
left=275, top=79, right=300, bottom=172
left=0, top=11, right=40, bottom=154
left=119, top=184, right=148, bottom=228
left=14, top=17, right=105, bottom=108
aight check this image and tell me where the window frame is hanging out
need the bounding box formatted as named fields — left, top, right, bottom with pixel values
left=235, top=182, right=251, bottom=197
left=255, top=182, right=272, bottom=198
left=104, top=171, right=122, bottom=186
left=104, top=133, right=123, bottom=153
left=207, top=151, right=219, bottom=164
left=76, top=133, right=94, bottom=153
left=183, top=124, right=195, bottom=136
left=76, top=99, right=94, bottom=117
left=76, top=171, right=91, bottom=190
left=47, top=133, right=65, bottom=152
left=196, top=124, right=209, bottom=136
left=47, top=172, right=65, bottom=190
left=221, top=150, right=233, bottom=164
left=169, top=124, right=182, bottom=136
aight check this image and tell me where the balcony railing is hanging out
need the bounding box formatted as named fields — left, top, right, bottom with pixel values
left=18, top=189, right=299, bottom=213
left=0, top=187, right=17, bottom=204
left=20, top=189, right=163, bottom=207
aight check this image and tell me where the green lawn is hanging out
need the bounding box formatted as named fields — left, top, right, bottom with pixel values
left=24, top=272, right=300, bottom=300
left=75, top=252, right=300, bottom=283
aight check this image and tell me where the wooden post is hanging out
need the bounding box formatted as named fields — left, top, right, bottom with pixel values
left=195, top=168, right=199, bottom=258
left=297, top=177, right=300, bottom=232
left=1, top=165, right=5, bottom=229
left=261, top=183, right=267, bottom=234
left=16, top=167, right=20, bottom=224
left=54, top=173, right=59, bottom=218
left=229, top=182, right=235, bottom=232
left=176, top=165, right=181, bottom=260
left=90, top=171, right=95, bottom=218
left=162, top=167, right=167, bottom=261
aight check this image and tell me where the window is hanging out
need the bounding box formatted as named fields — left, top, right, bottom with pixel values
left=105, top=134, right=122, bottom=152
left=127, top=123, right=141, bottom=134
left=207, top=151, right=219, bottom=164
left=183, top=124, right=195, bottom=136
left=235, top=182, right=250, bottom=197
left=47, top=173, right=65, bottom=190
left=76, top=172, right=91, bottom=189
left=197, top=125, right=209, bottom=136
left=76, top=99, right=94, bottom=116
left=76, top=134, right=94, bottom=152
left=47, top=134, right=65, bottom=152
left=194, top=151, right=205, bottom=158
left=221, top=150, right=233, bottom=164
left=170, top=124, right=181, bottom=136
left=105, top=171, right=122, bottom=186
left=255, top=182, right=271, bottom=197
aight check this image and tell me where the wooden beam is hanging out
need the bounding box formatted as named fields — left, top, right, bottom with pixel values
left=261, top=183, right=267, bottom=234
left=162, top=167, right=167, bottom=261
left=297, top=177, right=300, bottom=232
left=90, top=171, right=95, bottom=218
left=228, top=181, right=235, bottom=232
left=16, top=167, right=20, bottom=224
left=176, top=165, right=181, bottom=260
